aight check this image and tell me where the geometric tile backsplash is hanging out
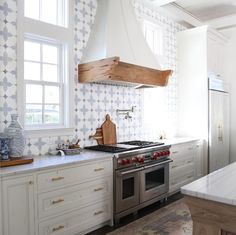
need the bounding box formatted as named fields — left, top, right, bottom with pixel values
left=0, top=0, right=185, bottom=156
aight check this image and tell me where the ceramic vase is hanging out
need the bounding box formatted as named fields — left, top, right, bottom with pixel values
left=0, top=137, right=10, bottom=161
left=4, top=114, right=25, bottom=158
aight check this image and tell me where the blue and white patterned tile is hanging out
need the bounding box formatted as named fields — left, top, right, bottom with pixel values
left=0, top=0, right=185, bottom=154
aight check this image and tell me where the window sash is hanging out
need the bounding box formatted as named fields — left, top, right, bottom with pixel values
left=24, top=0, right=68, bottom=27
left=23, top=36, right=65, bottom=127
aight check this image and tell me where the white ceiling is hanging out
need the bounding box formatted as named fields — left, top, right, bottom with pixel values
left=175, top=0, right=236, bottom=21
left=145, top=0, right=236, bottom=30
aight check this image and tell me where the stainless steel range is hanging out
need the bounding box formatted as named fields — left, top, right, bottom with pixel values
left=85, top=140, right=172, bottom=224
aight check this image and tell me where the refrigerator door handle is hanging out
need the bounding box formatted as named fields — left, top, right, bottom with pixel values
left=218, top=124, right=223, bottom=141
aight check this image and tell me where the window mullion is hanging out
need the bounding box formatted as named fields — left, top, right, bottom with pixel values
left=40, top=42, right=44, bottom=124
left=58, top=44, right=63, bottom=125
left=39, top=0, right=42, bottom=22
left=42, top=85, right=45, bottom=124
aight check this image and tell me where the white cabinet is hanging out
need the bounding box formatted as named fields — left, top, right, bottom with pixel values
left=0, top=178, right=3, bottom=235
left=209, top=91, right=230, bottom=172
left=169, top=141, right=204, bottom=194
left=36, top=159, right=113, bottom=235
left=38, top=200, right=111, bottom=235
left=208, top=34, right=226, bottom=78
left=1, top=158, right=113, bottom=235
left=177, top=26, right=228, bottom=173
left=194, top=141, right=204, bottom=179
left=2, top=175, right=35, bottom=235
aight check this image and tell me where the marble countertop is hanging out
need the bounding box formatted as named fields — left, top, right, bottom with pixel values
left=162, top=137, right=200, bottom=145
left=0, top=137, right=200, bottom=178
left=181, top=162, right=236, bottom=206
left=0, top=150, right=113, bottom=177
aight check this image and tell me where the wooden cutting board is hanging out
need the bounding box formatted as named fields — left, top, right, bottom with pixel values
left=101, top=114, right=117, bottom=145
left=0, top=157, right=33, bottom=167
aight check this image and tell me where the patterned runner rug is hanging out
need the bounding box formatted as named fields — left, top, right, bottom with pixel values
left=108, top=199, right=192, bottom=235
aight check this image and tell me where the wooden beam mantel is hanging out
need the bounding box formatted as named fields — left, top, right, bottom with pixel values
left=78, top=57, right=172, bottom=88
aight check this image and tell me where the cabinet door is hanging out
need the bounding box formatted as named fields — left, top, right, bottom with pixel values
left=194, top=141, right=204, bottom=179
left=169, top=142, right=195, bottom=193
left=0, top=178, right=3, bottom=235
left=209, top=91, right=230, bottom=173
left=207, top=36, right=226, bottom=77
left=2, top=175, right=35, bottom=235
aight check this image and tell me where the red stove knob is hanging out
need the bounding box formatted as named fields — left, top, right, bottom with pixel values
left=152, top=153, right=157, bottom=160
left=126, top=159, right=131, bottom=164
left=138, top=157, right=144, bottom=163
left=163, top=150, right=169, bottom=156
left=121, top=159, right=127, bottom=165
left=132, top=157, right=138, bottom=163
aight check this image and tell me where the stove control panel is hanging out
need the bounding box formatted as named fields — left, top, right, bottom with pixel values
left=152, top=150, right=170, bottom=160
left=117, top=149, right=170, bottom=167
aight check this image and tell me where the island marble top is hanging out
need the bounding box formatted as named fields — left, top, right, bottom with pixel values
left=181, top=162, right=236, bottom=206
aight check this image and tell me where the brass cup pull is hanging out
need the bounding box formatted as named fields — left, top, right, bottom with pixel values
left=94, top=187, right=104, bottom=192
left=52, top=198, right=64, bottom=204
left=94, top=210, right=104, bottom=216
left=52, top=225, right=64, bottom=232
left=172, top=151, right=178, bottom=154
left=51, top=176, right=64, bottom=181
left=94, top=167, right=104, bottom=172
left=29, top=181, right=33, bottom=185
left=172, top=165, right=177, bottom=169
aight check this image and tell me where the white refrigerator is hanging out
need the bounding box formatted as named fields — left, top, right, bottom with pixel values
left=209, top=77, right=230, bottom=173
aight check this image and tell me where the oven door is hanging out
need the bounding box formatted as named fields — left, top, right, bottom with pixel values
left=115, top=167, right=141, bottom=213
left=140, top=159, right=172, bottom=203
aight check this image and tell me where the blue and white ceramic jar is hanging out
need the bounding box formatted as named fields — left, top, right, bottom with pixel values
left=0, top=137, right=10, bottom=161
left=4, top=114, right=25, bottom=158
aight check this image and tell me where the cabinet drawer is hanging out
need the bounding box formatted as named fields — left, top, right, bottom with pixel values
left=38, top=200, right=111, bottom=235
left=170, top=168, right=194, bottom=193
left=37, top=160, right=112, bottom=192
left=38, top=177, right=112, bottom=219
left=170, top=143, right=195, bottom=159
left=170, top=157, right=194, bottom=173
left=170, top=162, right=194, bottom=180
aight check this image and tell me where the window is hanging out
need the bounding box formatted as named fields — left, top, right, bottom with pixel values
left=18, top=0, right=73, bottom=133
left=24, top=37, right=66, bottom=127
left=24, top=0, right=68, bottom=27
left=142, top=19, right=168, bottom=135
left=143, top=19, right=164, bottom=67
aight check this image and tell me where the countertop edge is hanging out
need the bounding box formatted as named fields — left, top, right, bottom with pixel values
left=0, top=151, right=113, bottom=177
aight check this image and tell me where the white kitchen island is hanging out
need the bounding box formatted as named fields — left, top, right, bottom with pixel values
left=181, top=162, right=236, bottom=235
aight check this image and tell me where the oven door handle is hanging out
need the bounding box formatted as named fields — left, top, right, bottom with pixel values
left=117, top=167, right=144, bottom=176
left=143, top=159, right=173, bottom=169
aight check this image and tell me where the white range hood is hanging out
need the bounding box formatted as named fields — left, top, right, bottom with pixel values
left=79, top=0, right=172, bottom=88
left=81, top=0, right=161, bottom=69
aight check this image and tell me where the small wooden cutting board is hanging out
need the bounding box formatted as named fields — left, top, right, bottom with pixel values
left=0, top=157, right=33, bottom=168
left=101, top=114, right=117, bottom=145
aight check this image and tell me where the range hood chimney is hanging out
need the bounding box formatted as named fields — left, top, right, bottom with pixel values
left=78, top=0, right=172, bottom=88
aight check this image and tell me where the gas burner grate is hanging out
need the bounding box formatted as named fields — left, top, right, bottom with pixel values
left=84, top=145, right=128, bottom=153
left=120, top=140, right=164, bottom=147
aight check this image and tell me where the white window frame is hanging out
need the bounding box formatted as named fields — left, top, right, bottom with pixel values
left=24, top=0, right=68, bottom=27
left=17, top=0, right=74, bottom=137
left=142, top=18, right=166, bottom=68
